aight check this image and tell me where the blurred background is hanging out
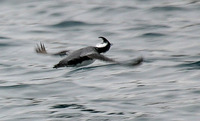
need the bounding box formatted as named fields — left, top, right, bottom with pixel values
left=0, top=0, right=200, bottom=121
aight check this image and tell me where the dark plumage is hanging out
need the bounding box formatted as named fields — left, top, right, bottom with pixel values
left=35, top=36, right=143, bottom=68
left=53, top=37, right=112, bottom=68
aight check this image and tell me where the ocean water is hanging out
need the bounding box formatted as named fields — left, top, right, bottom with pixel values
left=0, top=0, right=200, bottom=121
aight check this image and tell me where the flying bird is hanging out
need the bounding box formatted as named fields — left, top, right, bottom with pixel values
left=35, top=37, right=143, bottom=68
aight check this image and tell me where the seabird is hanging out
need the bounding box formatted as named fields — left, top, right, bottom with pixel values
left=35, top=37, right=143, bottom=68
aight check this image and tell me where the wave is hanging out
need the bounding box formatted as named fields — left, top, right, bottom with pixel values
left=149, top=5, right=186, bottom=12
left=176, top=61, right=200, bottom=70
left=0, top=84, right=30, bottom=89
left=52, top=103, right=105, bottom=113
left=49, top=20, right=100, bottom=28
left=0, top=36, right=10, bottom=39
left=139, top=32, right=166, bottom=37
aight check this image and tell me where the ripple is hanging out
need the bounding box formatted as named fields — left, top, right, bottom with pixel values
left=36, top=10, right=47, bottom=15
left=0, top=84, right=30, bottom=89
left=176, top=61, right=200, bottom=70
left=50, top=12, right=63, bottom=17
left=0, top=43, right=12, bottom=47
left=28, top=30, right=54, bottom=34
left=49, top=20, right=100, bottom=28
left=51, top=113, right=82, bottom=118
left=180, top=23, right=200, bottom=29
left=179, top=61, right=200, bottom=67
left=91, top=6, right=137, bottom=13
left=192, top=90, right=200, bottom=94
left=150, top=5, right=186, bottom=12
left=139, top=32, right=166, bottom=37
left=108, top=112, right=124, bottom=115
left=81, top=109, right=105, bottom=113
left=52, top=104, right=84, bottom=109
left=0, top=36, right=10, bottom=39
left=52, top=103, right=105, bottom=114
left=133, top=24, right=170, bottom=31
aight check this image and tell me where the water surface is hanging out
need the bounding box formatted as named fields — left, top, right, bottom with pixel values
left=0, top=0, right=200, bottom=121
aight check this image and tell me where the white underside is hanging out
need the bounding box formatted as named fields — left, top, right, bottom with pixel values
left=96, top=43, right=107, bottom=48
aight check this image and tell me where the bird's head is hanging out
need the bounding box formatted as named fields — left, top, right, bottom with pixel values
left=95, top=37, right=112, bottom=53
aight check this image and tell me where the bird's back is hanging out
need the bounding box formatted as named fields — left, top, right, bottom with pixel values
left=54, top=46, right=98, bottom=68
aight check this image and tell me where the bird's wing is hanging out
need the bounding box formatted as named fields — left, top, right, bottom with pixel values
left=87, top=53, right=143, bottom=66
left=35, top=43, right=69, bottom=56
left=126, top=56, right=143, bottom=66
left=87, top=53, right=117, bottom=63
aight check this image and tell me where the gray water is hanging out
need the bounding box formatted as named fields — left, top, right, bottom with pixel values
left=1, top=0, right=200, bottom=121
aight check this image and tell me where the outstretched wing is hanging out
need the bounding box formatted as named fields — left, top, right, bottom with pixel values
left=35, top=43, right=69, bottom=56
left=127, top=56, right=143, bottom=66
left=35, top=43, right=47, bottom=54
left=87, top=53, right=143, bottom=66
left=87, top=53, right=116, bottom=63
